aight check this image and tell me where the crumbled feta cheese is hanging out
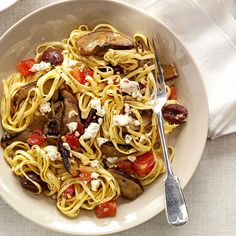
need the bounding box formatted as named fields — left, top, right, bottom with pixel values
left=125, top=135, right=132, bottom=144
left=132, top=90, right=142, bottom=100
left=113, top=114, right=132, bottom=126
left=67, top=122, right=78, bottom=133
left=81, top=123, right=100, bottom=140
left=65, top=59, right=78, bottom=67
left=68, top=110, right=78, bottom=119
left=97, top=137, right=108, bottom=147
left=124, top=103, right=130, bottom=114
left=62, top=142, right=71, bottom=150
left=90, top=98, right=105, bottom=117
left=39, top=102, right=51, bottom=114
left=120, top=78, right=142, bottom=100
left=127, top=155, right=136, bottom=162
left=44, top=145, right=61, bottom=161
left=90, top=160, right=99, bottom=168
left=30, top=61, right=51, bottom=72
left=107, top=77, right=113, bottom=84
left=134, top=120, right=140, bottom=126
left=85, top=82, right=89, bottom=86
left=74, top=131, right=80, bottom=137
left=91, top=172, right=100, bottom=179
left=91, top=179, right=100, bottom=191
left=98, top=118, right=103, bottom=125
left=106, top=157, right=118, bottom=164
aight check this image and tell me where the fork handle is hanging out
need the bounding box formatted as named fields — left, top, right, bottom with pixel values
left=156, top=112, right=188, bottom=226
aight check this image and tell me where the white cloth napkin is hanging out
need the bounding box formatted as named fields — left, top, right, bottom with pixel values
left=122, top=0, right=236, bottom=139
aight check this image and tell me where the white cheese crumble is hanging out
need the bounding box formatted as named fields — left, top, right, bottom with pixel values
left=62, top=142, right=71, bottom=150
left=106, top=157, right=118, bottom=164
left=98, top=118, right=103, bottom=125
left=91, top=172, right=100, bottom=179
left=97, top=137, right=108, bottom=147
left=63, top=59, right=78, bottom=67
left=68, top=110, right=78, bottom=119
left=39, top=102, right=51, bottom=114
left=125, top=135, right=132, bottom=144
left=30, top=61, right=51, bottom=72
left=120, top=78, right=142, bottom=100
left=124, top=103, right=130, bottom=114
left=74, top=131, right=80, bottom=137
left=127, top=155, right=136, bottom=162
left=113, top=114, right=132, bottom=126
left=134, top=120, right=140, bottom=126
left=91, top=179, right=100, bottom=191
left=67, top=122, right=78, bottom=133
left=81, top=123, right=100, bottom=140
left=90, top=98, right=105, bottom=117
left=107, top=77, right=113, bottom=84
left=90, top=160, right=99, bottom=168
left=44, top=146, right=61, bottom=161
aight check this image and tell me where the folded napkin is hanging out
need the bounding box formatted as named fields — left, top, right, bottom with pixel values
left=122, top=0, right=236, bottom=139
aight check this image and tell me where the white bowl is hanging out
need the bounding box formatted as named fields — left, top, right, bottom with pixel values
left=0, top=0, right=208, bottom=235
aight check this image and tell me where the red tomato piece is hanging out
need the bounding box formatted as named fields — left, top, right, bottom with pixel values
left=132, top=152, right=155, bottom=178
left=17, top=58, right=35, bottom=76
left=65, top=133, right=80, bottom=150
left=63, top=185, right=75, bottom=198
left=70, top=68, right=93, bottom=84
left=116, top=160, right=134, bottom=175
left=169, top=84, right=177, bottom=100
left=79, top=172, right=92, bottom=182
left=95, top=200, right=117, bottom=218
left=27, top=129, right=45, bottom=146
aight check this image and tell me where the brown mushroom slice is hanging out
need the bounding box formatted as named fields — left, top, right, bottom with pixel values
left=77, top=31, right=135, bottom=56
left=13, top=81, right=36, bottom=106
left=60, top=90, right=84, bottom=135
left=1, top=115, right=49, bottom=148
left=58, top=141, right=79, bottom=177
left=109, top=168, right=144, bottom=200
left=162, top=64, right=178, bottom=81
left=101, top=142, right=131, bottom=157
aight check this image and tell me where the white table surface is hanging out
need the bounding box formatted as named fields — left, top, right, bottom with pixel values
left=0, top=0, right=236, bottom=235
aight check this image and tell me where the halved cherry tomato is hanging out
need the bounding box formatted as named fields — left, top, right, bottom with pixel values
left=65, top=133, right=80, bottom=150
left=116, top=160, right=134, bottom=175
left=70, top=68, right=93, bottom=84
left=132, top=152, right=155, bottom=178
left=63, top=184, right=75, bottom=198
left=17, top=58, right=35, bottom=76
left=27, top=129, right=45, bottom=146
left=95, top=200, right=117, bottom=218
left=79, top=172, right=92, bottom=182
left=169, top=84, right=177, bottom=100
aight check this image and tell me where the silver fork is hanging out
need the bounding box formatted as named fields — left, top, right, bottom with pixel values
left=149, top=38, right=188, bottom=226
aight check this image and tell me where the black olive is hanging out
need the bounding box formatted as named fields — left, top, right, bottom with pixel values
left=41, top=48, right=64, bottom=65
left=20, top=171, right=48, bottom=193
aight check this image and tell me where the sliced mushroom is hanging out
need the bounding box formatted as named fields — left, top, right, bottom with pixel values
left=1, top=115, right=49, bottom=148
left=101, top=142, right=131, bottom=157
left=109, top=168, right=144, bottom=200
left=13, top=81, right=36, bottom=106
left=58, top=141, right=80, bottom=177
left=77, top=31, right=134, bottom=56
left=60, top=89, right=83, bottom=135
left=162, top=64, right=178, bottom=81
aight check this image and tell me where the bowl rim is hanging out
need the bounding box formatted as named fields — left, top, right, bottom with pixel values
left=0, top=0, right=209, bottom=234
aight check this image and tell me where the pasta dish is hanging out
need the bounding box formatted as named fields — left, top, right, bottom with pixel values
left=0, top=24, right=188, bottom=218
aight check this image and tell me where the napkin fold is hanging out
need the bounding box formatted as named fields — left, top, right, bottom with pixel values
left=123, top=0, right=236, bottom=139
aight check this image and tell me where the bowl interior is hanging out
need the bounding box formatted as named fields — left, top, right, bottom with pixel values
left=0, top=0, right=208, bottom=235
